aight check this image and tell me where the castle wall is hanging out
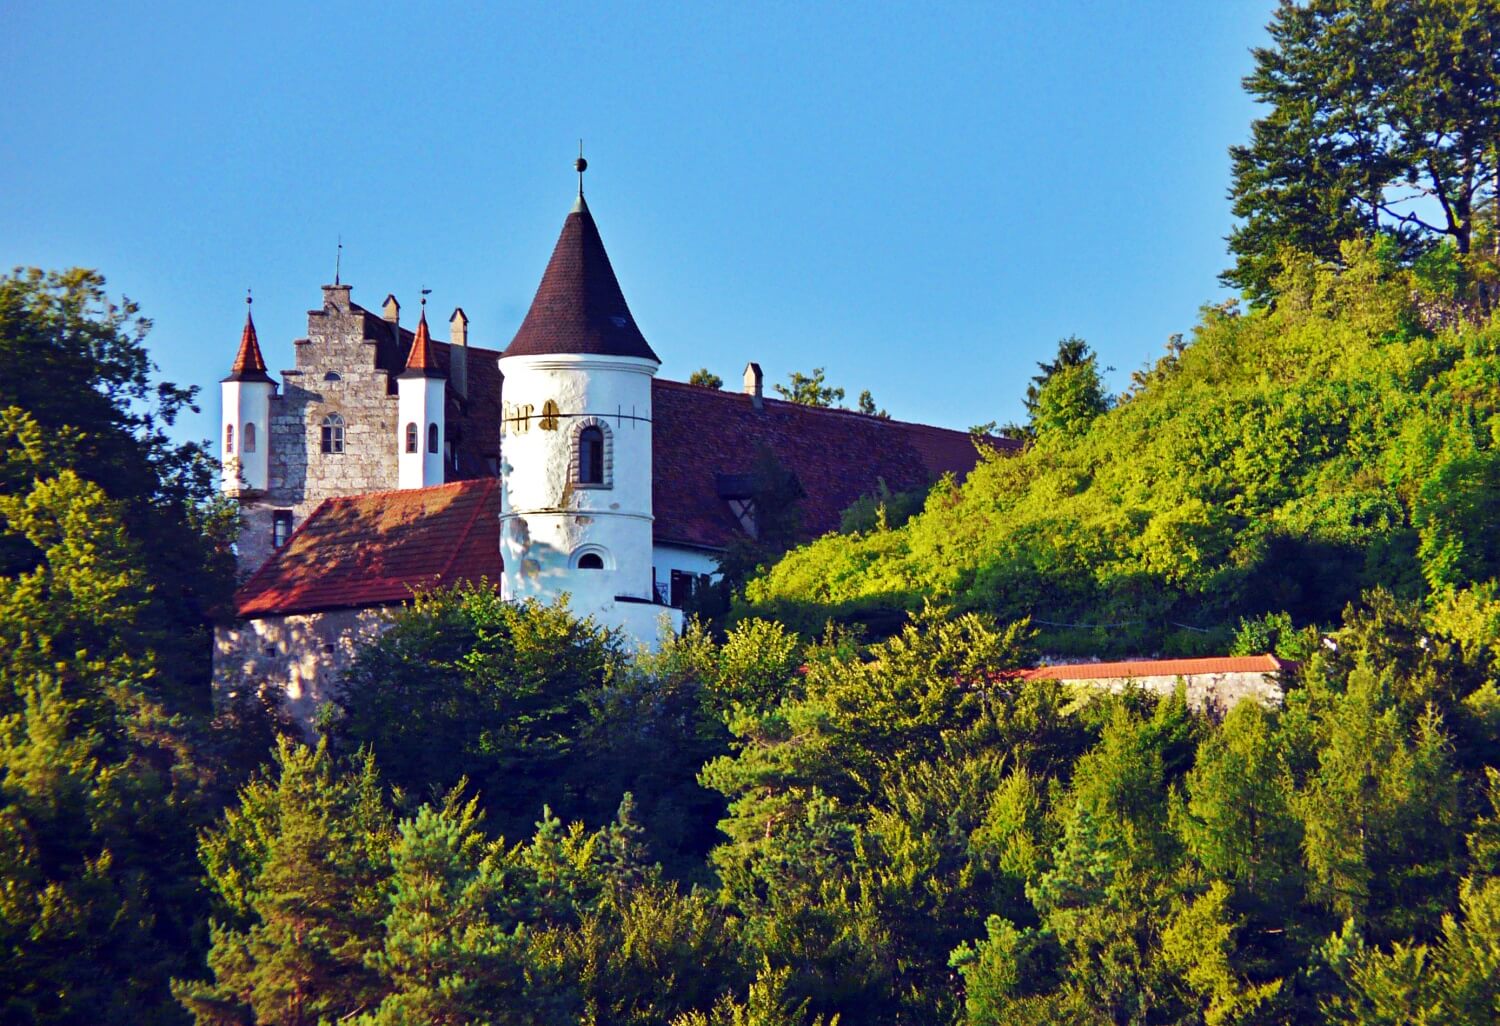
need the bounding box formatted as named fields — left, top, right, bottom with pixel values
left=1053, top=670, right=1284, bottom=715
left=212, top=606, right=392, bottom=728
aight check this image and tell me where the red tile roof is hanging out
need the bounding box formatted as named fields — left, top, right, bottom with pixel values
left=652, top=380, right=1015, bottom=549
left=399, top=309, right=444, bottom=378
left=1016, top=654, right=1290, bottom=681
left=503, top=195, right=660, bottom=362
left=236, top=479, right=501, bottom=616
left=224, top=310, right=273, bottom=382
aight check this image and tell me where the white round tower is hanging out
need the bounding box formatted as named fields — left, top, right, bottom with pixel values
left=397, top=305, right=447, bottom=489
left=220, top=298, right=274, bottom=495
left=499, top=171, right=671, bottom=640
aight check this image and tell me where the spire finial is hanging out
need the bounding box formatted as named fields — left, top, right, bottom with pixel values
left=575, top=140, right=587, bottom=197
left=335, top=235, right=343, bottom=286
left=246, top=287, right=252, bottom=308
left=420, top=287, right=431, bottom=315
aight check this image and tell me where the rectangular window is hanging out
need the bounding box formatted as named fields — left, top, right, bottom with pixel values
left=669, top=569, right=693, bottom=609
left=272, top=510, right=293, bottom=549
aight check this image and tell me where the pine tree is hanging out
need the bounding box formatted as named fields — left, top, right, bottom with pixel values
left=175, top=741, right=395, bottom=1026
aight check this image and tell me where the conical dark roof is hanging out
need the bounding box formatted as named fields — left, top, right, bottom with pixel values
left=504, top=195, right=659, bottom=362
left=224, top=309, right=273, bottom=383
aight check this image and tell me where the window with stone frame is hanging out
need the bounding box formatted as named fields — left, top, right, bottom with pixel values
left=243, top=422, right=256, bottom=453
left=573, top=419, right=611, bottom=488
left=427, top=422, right=439, bottom=454
left=321, top=413, right=345, bottom=454
left=272, top=510, right=293, bottom=549
left=405, top=422, right=417, bottom=453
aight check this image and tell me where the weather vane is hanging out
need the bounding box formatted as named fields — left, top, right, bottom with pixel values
left=420, top=286, right=431, bottom=309
left=335, top=235, right=343, bottom=286
left=246, top=287, right=252, bottom=307
left=575, top=140, right=587, bottom=196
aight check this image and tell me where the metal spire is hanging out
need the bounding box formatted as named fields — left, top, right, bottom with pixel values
left=335, top=235, right=343, bottom=286
left=575, top=140, right=587, bottom=197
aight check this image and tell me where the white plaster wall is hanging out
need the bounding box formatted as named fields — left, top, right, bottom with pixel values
left=652, top=543, right=721, bottom=601
left=398, top=376, right=446, bottom=488
left=221, top=379, right=272, bottom=494
left=498, top=354, right=658, bottom=616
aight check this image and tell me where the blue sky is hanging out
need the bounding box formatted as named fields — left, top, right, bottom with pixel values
left=0, top=1, right=1274, bottom=446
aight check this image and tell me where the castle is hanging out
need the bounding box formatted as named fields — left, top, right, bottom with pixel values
left=214, top=164, right=1010, bottom=719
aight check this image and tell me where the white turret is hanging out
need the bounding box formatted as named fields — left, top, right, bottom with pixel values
left=498, top=170, right=677, bottom=644
left=220, top=298, right=274, bottom=495
left=397, top=306, right=447, bottom=489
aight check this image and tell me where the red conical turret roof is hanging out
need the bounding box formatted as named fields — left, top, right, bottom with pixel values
left=224, top=309, right=273, bottom=383
left=503, top=194, right=659, bottom=362
left=399, top=308, right=446, bottom=379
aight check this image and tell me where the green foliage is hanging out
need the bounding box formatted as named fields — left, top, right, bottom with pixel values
left=745, top=244, right=1500, bottom=656
left=1006, top=336, right=1112, bottom=441
left=773, top=368, right=844, bottom=408
left=690, top=368, right=724, bottom=389
left=1224, top=0, right=1500, bottom=305
left=0, top=270, right=252, bottom=1025
left=330, top=586, right=726, bottom=874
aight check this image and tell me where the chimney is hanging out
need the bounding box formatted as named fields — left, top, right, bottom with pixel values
left=382, top=294, right=400, bottom=324
left=449, top=307, right=469, bottom=398
left=743, top=362, right=764, bottom=409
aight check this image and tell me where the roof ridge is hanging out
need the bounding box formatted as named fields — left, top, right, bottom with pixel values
left=435, top=478, right=496, bottom=580
left=234, top=495, right=334, bottom=602
left=652, top=377, right=1007, bottom=442
left=318, top=478, right=493, bottom=505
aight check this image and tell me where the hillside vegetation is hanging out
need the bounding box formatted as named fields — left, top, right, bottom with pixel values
left=744, top=241, right=1500, bottom=657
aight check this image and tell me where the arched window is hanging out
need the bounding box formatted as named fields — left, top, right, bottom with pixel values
left=577, top=553, right=604, bottom=570
left=405, top=423, right=417, bottom=454
left=579, top=426, right=604, bottom=484
left=321, top=413, right=345, bottom=454
left=427, top=422, right=440, bottom=454
left=224, top=424, right=234, bottom=454
left=243, top=423, right=257, bottom=453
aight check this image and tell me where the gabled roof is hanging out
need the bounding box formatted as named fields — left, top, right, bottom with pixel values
left=503, top=195, right=660, bottom=362
left=398, top=309, right=445, bottom=379
left=236, top=479, right=501, bottom=616
left=1016, top=654, right=1290, bottom=681
left=224, top=310, right=273, bottom=383
left=651, top=380, right=1016, bottom=549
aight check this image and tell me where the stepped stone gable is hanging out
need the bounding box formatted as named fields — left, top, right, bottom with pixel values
left=270, top=284, right=401, bottom=507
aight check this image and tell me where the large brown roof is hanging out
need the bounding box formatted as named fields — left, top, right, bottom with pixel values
left=236, top=479, right=502, bottom=616
left=503, top=195, right=660, bottom=362
left=651, top=380, right=1013, bottom=549
left=224, top=310, right=273, bottom=383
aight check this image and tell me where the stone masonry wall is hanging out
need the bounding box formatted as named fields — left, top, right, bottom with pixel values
left=237, top=285, right=405, bottom=575
left=212, top=606, right=392, bottom=728
left=1064, top=670, right=1285, bottom=715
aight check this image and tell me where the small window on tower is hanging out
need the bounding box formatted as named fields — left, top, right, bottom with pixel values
left=321, top=413, right=344, bottom=454
left=243, top=423, right=256, bottom=453
left=577, top=553, right=604, bottom=570
left=427, top=423, right=439, bottom=454
left=272, top=510, right=293, bottom=549
left=405, top=423, right=417, bottom=453
left=579, top=426, right=604, bottom=484
left=225, top=424, right=234, bottom=454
